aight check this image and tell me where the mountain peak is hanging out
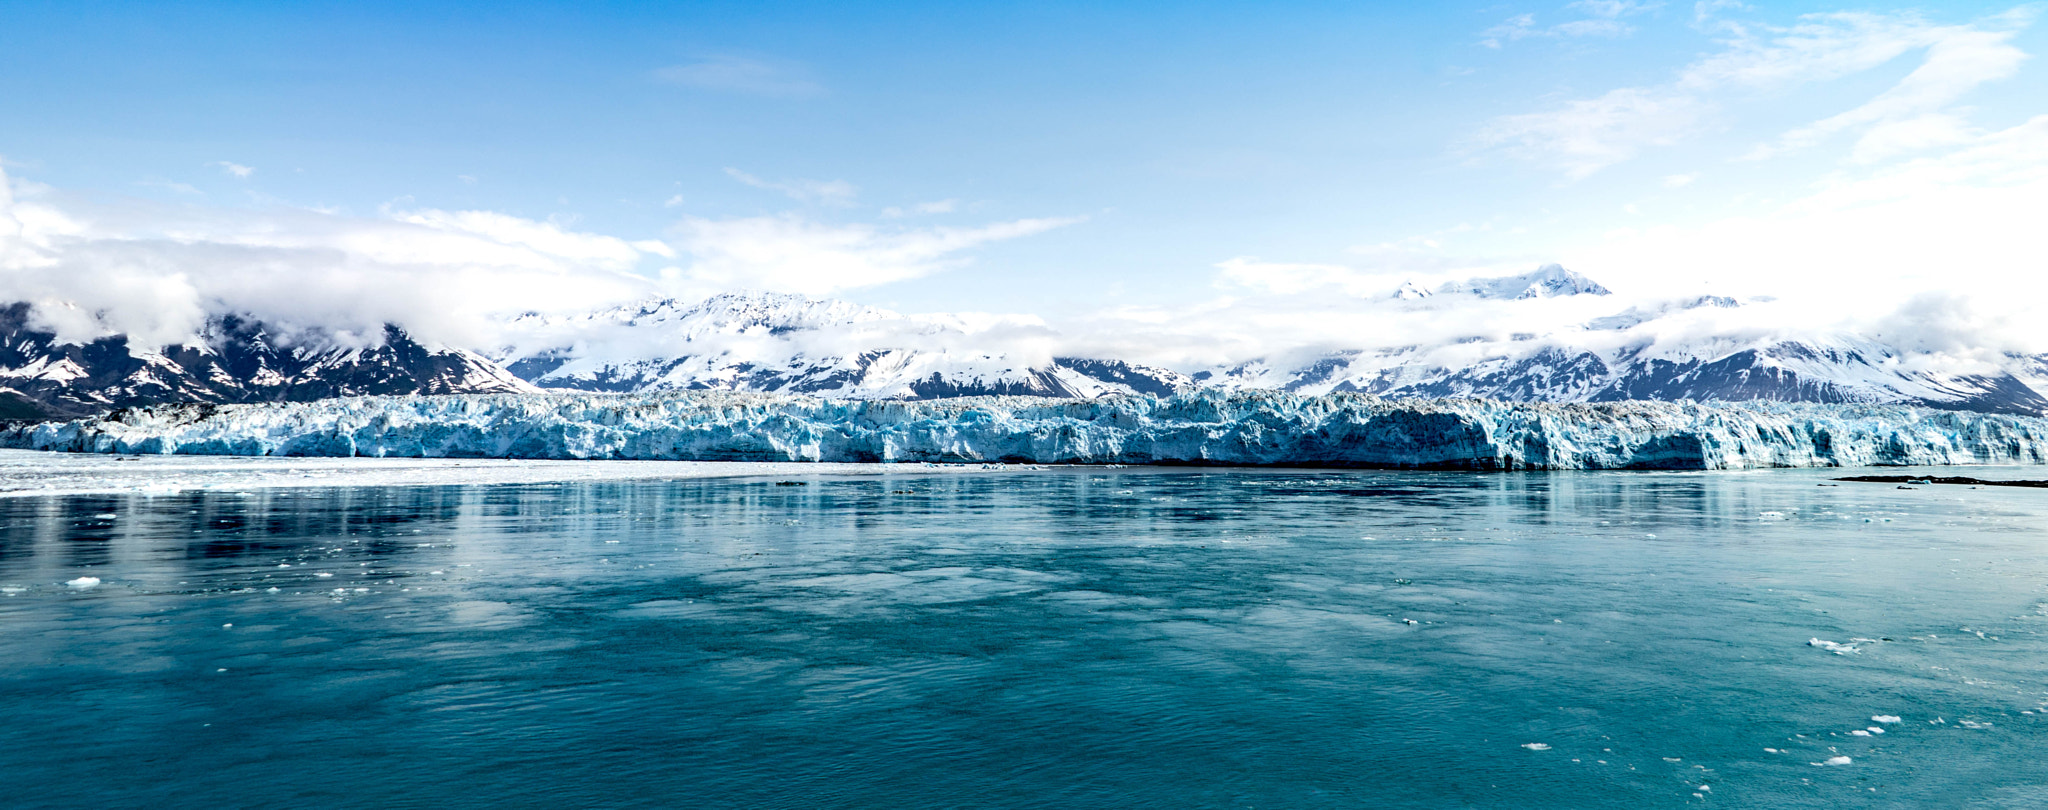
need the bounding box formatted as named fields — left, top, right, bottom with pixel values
left=1438, top=264, right=1611, bottom=300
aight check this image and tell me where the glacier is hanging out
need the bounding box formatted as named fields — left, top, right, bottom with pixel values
left=7, top=390, right=2048, bottom=470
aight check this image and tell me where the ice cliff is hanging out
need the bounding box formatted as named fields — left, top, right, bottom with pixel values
left=6, top=390, right=2047, bottom=470
left=4, top=390, right=2048, bottom=470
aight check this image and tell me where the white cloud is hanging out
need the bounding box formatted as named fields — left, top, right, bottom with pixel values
left=138, top=179, right=203, bottom=196
left=1214, top=257, right=1376, bottom=296
left=1482, top=1, right=1656, bottom=47
left=1475, top=8, right=2037, bottom=177
left=1561, top=113, right=2048, bottom=353
left=653, top=56, right=821, bottom=97
left=0, top=169, right=660, bottom=349
left=1693, top=0, right=1751, bottom=30
left=211, top=161, right=254, bottom=179
left=1474, top=88, right=1707, bottom=179
left=666, top=213, right=1082, bottom=294
left=1481, top=14, right=1539, bottom=48
left=1552, top=19, right=1634, bottom=38
left=1662, top=172, right=1698, bottom=187
left=1745, top=18, right=2030, bottom=160
left=1571, top=0, right=1660, bottom=18
left=0, top=163, right=1082, bottom=354
left=725, top=167, right=857, bottom=206
left=1066, top=104, right=2048, bottom=369
left=882, top=199, right=959, bottom=218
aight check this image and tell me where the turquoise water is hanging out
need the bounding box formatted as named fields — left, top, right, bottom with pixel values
left=4, top=467, right=2048, bottom=807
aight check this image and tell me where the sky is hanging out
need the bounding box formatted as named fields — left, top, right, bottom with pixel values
left=1, top=0, right=2045, bottom=364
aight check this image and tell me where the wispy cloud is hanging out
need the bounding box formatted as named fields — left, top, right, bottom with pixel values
left=137, top=178, right=203, bottom=195
left=667, top=213, right=1083, bottom=294
left=1481, top=1, right=1658, bottom=47
left=1474, top=88, right=1707, bottom=179
left=1744, top=13, right=2031, bottom=162
left=881, top=199, right=959, bottom=218
left=724, top=167, right=857, bottom=206
left=653, top=55, right=821, bottom=97
left=211, top=161, right=254, bottom=179
left=1472, top=8, right=2037, bottom=177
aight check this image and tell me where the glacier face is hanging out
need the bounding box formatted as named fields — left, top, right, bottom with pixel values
left=8, top=390, right=2047, bottom=470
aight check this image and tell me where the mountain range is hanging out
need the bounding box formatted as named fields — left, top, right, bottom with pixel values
left=5, top=264, right=2045, bottom=420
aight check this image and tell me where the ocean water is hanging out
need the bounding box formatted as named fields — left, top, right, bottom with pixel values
left=4, top=465, right=2047, bottom=808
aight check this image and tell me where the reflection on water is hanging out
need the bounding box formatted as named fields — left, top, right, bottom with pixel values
left=5, top=468, right=2048, bottom=808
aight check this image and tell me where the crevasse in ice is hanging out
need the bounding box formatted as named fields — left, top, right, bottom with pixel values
left=6, top=389, right=2047, bottom=469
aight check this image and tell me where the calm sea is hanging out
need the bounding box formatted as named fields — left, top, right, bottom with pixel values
left=5, top=467, right=2047, bottom=808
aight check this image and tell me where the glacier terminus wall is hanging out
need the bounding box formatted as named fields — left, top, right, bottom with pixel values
left=6, top=390, right=2048, bottom=470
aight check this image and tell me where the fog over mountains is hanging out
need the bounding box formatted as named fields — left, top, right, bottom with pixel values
left=6, top=263, right=2047, bottom=420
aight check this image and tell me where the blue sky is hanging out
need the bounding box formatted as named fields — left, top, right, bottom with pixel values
left=1, top=0, right=2044, bottom=356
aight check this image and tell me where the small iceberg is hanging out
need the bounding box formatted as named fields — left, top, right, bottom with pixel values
left=65, top=576, right=101, bottom=588
left=1808, top=637, right=1860, bottom=655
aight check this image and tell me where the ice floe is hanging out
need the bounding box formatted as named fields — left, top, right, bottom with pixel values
left=1807, top=637, right=1860, bottom=655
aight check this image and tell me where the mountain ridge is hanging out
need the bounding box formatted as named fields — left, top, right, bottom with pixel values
left=6, top=265, right=2047, bottom=420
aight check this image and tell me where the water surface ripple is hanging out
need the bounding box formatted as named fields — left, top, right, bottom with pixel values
left=5, top=467, right=2047, bottom=808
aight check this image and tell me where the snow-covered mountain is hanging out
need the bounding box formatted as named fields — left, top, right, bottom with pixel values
left=491, top=290, right=1193, bottom=400
left=0, top=304, right=536, bottom=420
left=1425, top=262, right=1613, bottom=300
left=7, top=263, right=2048, bottom=420
left=1195, top=336, right=2048, bottom=415
left=488, top=277, right=2048, bottom=416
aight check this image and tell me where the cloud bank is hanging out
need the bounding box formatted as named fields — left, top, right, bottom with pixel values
left=1476, top=8, right=2034, bottom=178
left=0, top=168, right=1076, bottom=352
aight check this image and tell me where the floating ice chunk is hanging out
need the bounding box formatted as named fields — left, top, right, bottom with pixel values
left=1850, top=730, right=1871, bottom=736
left=1959, top=720, right=1993, bottom=729
left=65, top=576, right=100, bottom=588
left=1763, top=748, right=1780, bottom=753
left=1866, top=727, right=1885, bottom=734
left=315, top=572, right=333, bottom=578
left=91, top=513, right=116, bottom=519
left=1, top=585, right=25, bottom=595
left=1522, top=743, right=1551, bottom=751
left=1808, top=638, right=1860, bottom=655
left=1814, top=756, right=1853, bottom=766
